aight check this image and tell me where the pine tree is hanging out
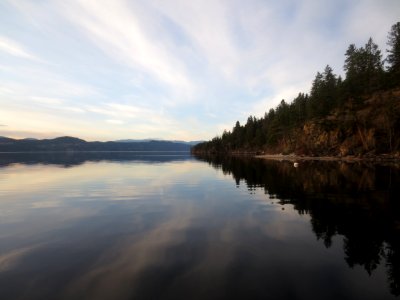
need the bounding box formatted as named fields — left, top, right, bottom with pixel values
left=386, top=22, right=400, bottom=84
left=322, top=65, right=338, bottom=112
left=344, top=39, right=383, bottom=96
left=363, top=38, right=383, bottom=93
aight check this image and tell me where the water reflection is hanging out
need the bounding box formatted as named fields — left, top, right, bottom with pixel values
left=196, top=154, right=400, bottom=296
left=0, top=151, right=192, bottom=167
left=0, top=153, right=399, bottom=299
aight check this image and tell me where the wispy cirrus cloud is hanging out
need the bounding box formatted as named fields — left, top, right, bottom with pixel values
left=31, top=96, right=64, bottom=105
left=0, top=35, right=38, bottom=60
left=0, top=129, right=63, bottom=140
left=1, top=0, right=399, bottom=140
left=106, top=119, right=124, bottom=125
left=58, top=0, right=196, bottom=98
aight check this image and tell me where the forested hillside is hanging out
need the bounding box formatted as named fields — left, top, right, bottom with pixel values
left=193, top=22, right=400, bottom=157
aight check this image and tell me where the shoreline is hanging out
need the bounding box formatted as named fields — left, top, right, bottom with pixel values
left=255, top=153, right=400, bottom=162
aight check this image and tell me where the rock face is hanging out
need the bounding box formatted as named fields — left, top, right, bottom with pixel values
left=264, top=89, right=400, bottom=157
left=192, top=88, right=400, bottom=158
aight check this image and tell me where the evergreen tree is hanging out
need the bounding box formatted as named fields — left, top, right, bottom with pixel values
left=386, top=22, right=400, bottom=84
left=291, top=93, right=308, bottom=124
left=309, top=72, right=324, bottom=117
left=344, top=44, right=359, bottom=78
left=363, top=38, right=384, bottom=92
left=322, top=65, right=338, bottom=112
left=193, top=22, right=399, bottom=156
left=344, top=39, right=383, bottom=96
left=308, top=66, right=338, bottom=117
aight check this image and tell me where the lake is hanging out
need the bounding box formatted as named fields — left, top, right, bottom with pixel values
left=0, top=152, right=399, bottom=299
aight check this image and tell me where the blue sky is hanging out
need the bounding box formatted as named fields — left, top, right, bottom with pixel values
left=0, top=0, right=399, bottom=141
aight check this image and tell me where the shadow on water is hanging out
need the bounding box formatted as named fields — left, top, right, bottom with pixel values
left=195, top=154, right=400, bottom=297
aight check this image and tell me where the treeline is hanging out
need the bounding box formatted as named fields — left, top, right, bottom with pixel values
left=193, top=22, right=400, bottom=156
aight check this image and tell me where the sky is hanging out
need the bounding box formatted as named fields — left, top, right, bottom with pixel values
left=0, top=0, right=399, bottom=141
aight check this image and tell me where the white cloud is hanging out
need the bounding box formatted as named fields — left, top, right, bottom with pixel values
left=31, top=96, right=64, bottom=105
left=58, top=0, right=196, bottom=96
left=152, top=0, right=240, bottom=78
left=1, top=0, right=399, bottom=141
left=342, top=0, right=400, bottom=48
left=106, top=119, right=124, bottom=125
left=1, top=67, right=99, bottom=100
left=60, top=106, right=86, bottom=114
left=0, top=35, right=38, bottom=60
left=89, top=103, right=171, bottom=128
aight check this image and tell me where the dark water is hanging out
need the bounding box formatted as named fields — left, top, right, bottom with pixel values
left=0, top=152, right=399, bottom=299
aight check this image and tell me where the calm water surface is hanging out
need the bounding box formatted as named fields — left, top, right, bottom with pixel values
left=0, top=153, right=399, bottom=299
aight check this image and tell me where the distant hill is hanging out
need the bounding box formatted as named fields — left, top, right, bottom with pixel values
left=115, top=139, right=161, bottom=143
left=115, top=139, right=204, bottom=145
left=0, top=136, right=193, bottom=152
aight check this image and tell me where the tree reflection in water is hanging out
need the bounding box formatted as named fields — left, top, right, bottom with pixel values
left=195, top=154, right=400, bottom=296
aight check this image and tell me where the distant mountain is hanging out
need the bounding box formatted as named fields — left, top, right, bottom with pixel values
left=0, top=136, right=14, bottom=142
left=115, top=139, right=160, bottom=143
left=115, top=139, right=204, bottom=145
left=0, top=136, right=193, bottom=152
